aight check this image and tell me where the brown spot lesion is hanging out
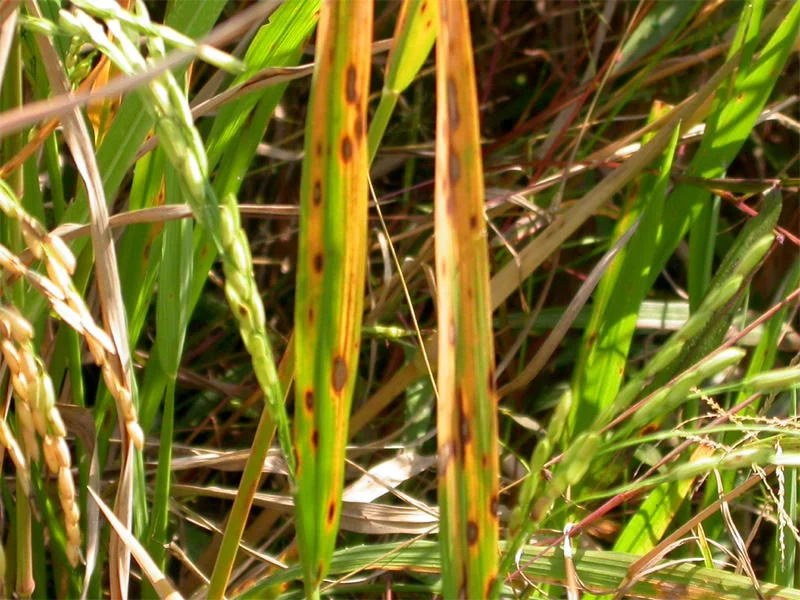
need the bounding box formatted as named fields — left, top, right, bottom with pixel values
left=304, top=389, right=314, bottom=411
left=466, top=521, right=478, bottom=546
left=308, top=306, right=315, bottom=324
left=447, top=78, right=460, bottom=129
left=449, top=150, right=461, bottom=185
left=311, top=429, right=319, bottom=449
left=313, top=181, right=322, bottom=206
left=345, top=64, right=357, bottom=104
left=332, top=355, right=348, bottom=393
left=341, top=136, right=353, bottom=161
left=469, top=213, right=479, bottom=230
left=327, top=500, right=336, bottom=523
left=313, top=252, right=324, bottom=273
left=459, top=405, right=471, bottom=450
left=316, top=141, right=323, bottom=157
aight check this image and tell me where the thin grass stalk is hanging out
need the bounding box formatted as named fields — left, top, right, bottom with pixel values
left=292, top=1, right=372, bottom=597
left=435, top=0, right=500, bottom=597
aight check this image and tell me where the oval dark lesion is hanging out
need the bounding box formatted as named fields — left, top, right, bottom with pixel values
left=467, top=521, right=478, bottom=545
left=449, top=150, right=461, bottom=185
left=341, top=136, right=353, bottom=162
left=447, top=77, right=460, bottom=129
left=327, top=500, right=336, bottom=523
left=332, top=355, right=348, bottom=393
left=313, top=181, right=322, bottom=206
left=345, top=64, right=357, bottom=104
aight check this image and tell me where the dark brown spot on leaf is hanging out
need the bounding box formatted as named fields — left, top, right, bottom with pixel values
left=311, top=429, right=319, bottom=449
left=304, top=389, right=314, bottom=411
left=447, top=78, right=460, bottom=129
left=345, top=64, right=357, bottom=104
left=327, top=500, right=336, bottom=523
left=459, top=408, right=470, bottom=449
left=308, top=306, right=315, bottom=324
left=420, top=0, right=427, bottom=13
left=341, top=136, right=353, bottom=161
left=449, top=150, right=460, bottom=185
left=332, top=355, right=348, bottom=393
left=488, top=368, right=496, bottom=392
left=467, top=521, right=478, bottom=546
left=469, top=214, right=478, bottom=230
left=313, top=181, right=322, bottom=206
left=316, top=141, right=323, bottom=157
left=313, top=253, right=324, bottom=273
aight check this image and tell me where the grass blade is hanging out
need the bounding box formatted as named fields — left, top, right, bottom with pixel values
left=568, top=100, right=679, bottom=437
left=293, top=2, right=372, bottom=596
left=367, top=0, right=436, bottom=163
left=435, top=1, right=499, bottom=597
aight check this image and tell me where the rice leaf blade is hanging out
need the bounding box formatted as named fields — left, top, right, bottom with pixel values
left=435, top=1, right=499, bottom=597
left=293, top=2, right=372, bottom=596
